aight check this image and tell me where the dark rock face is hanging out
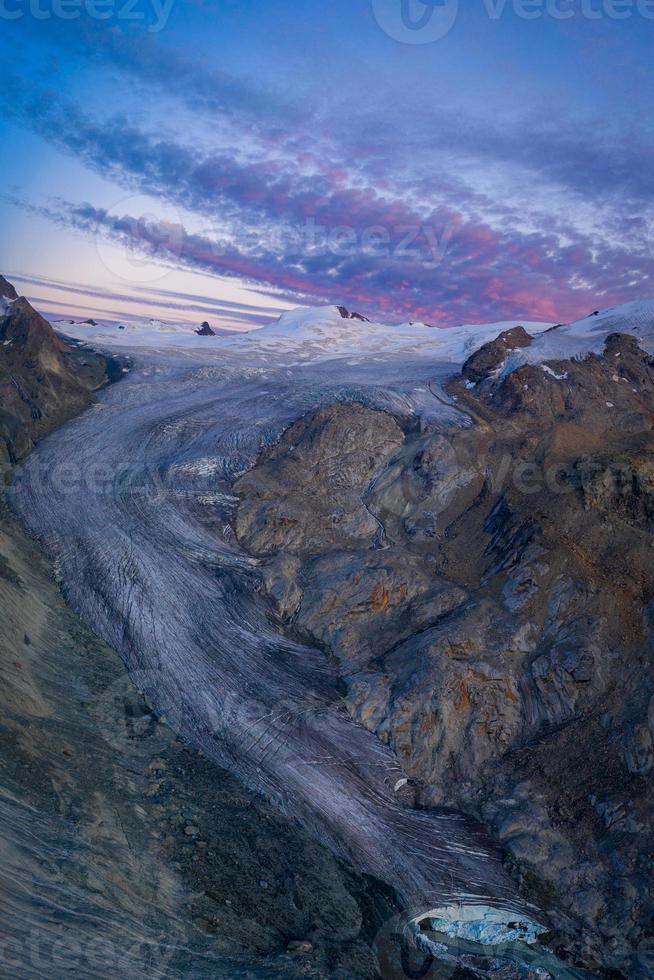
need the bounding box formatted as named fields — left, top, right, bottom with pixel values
left=235, top=404, right=468, bottom=673
left=235, top=402, right=404, bottom=556
left=234, top=330, right=654, bottom=976
left=0, top=281, right=112, bottom=477
left=196, top=321, right=216, bottom=336
left=336, top=305, right=369, bottom=322
left=279, top=549, right=466, bottom=673
left=462, top=325, right=533, bottom=384
left=0, top=275, right=18, bottom=301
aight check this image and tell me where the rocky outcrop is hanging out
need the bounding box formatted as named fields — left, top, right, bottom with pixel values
left=0, top=274, right=18, bottom=303
left=462, top=325, right=533, bottom=384
left=336, top=305, right=369, bottom=322
left=196, top=320, right=216, bottom=336
left=280, top=548, right=466, bottom=672
left=234, top=402, right=404, bottom=556
left=234, top=330, right=654, bottom=976
left=234, top=404, right=472, bottom=673
left=0, top=280, right=114, bottom=477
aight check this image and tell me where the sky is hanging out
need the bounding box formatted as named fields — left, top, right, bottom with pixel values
left=0, top=0, right=653, bottom=329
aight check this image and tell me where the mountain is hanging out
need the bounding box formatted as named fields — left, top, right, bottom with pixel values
left=469, top=298, right=654, bottom=379
left=0, top=278, right=115, bottom=474
left=0, top=274, right=18, bottom=305
left=195, top=320, right=216, bottom=336
left=336, top=305, right=369, bottom=321
left=233, top=305, right=554, bottom=360
left=248, top=300, right=654, bottom=365
left=233, top=301, right=654, bottom=976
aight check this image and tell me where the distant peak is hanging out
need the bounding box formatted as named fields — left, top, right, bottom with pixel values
left=196, top=321, right=216, bottom=336
left=0, top=275, right=19, bottom=302
left=336, top=305, right=369, bottom=322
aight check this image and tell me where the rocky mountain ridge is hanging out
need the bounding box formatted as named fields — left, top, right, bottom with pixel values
left=234, top=321, right=654, bottom=976
left=0, top=280, right=119, bottom=476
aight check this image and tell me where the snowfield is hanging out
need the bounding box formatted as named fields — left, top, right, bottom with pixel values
left=52, top=315, right=234, bottom=349
left=229, top=307, right=555, bottom=362
left=54, top=305, right=553, bottom=363
left=54, top=299, right=654, bottom=372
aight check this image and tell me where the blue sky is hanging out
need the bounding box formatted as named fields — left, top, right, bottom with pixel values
left=0, top=0, right=653, bottom=328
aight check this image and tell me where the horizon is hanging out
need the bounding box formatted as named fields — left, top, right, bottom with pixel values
left=1, top=2, right=653, bottom=327
left=6, top=268, right=636, bottom=334
left=4, top=267, right=652, bottom=335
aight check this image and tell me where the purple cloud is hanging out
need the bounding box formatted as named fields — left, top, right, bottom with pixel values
left=1, top=55, right=652, bottom=326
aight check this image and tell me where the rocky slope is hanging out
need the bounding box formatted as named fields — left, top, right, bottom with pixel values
left=0, top=278, right=118, bottom=476
left=234, top=324, right=654, bottom=977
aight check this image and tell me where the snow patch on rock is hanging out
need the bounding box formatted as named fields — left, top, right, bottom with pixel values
left=541, top=364, right=568, bottom=381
